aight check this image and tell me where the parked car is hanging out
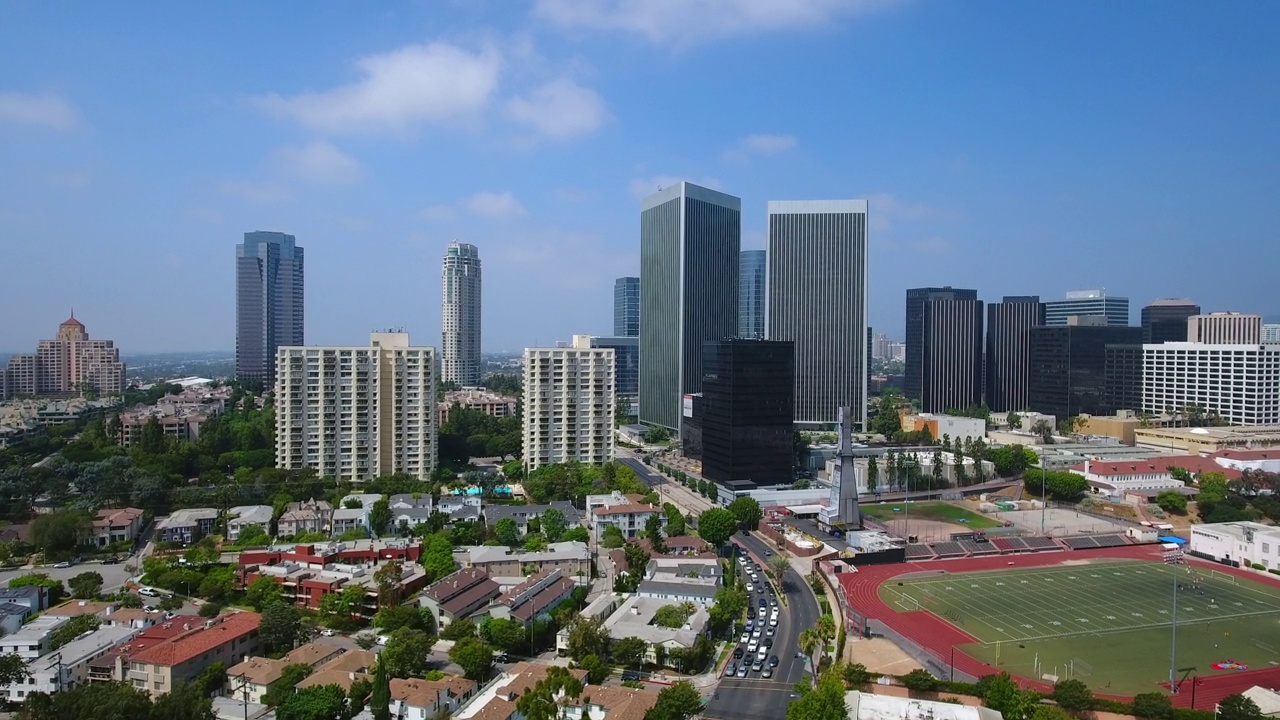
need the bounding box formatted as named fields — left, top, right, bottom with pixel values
left=53, top=561, right=71, bottom=569
left=320, top=629, right=336, bottom=637
left=621, top=670, right=642, bottom=682
left=101, top=556, right=119, bottom=565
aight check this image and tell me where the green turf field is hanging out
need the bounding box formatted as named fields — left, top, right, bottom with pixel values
left=861, top=501, right=1003, bottom=530
left=880, top=560, right=1280, bottom=694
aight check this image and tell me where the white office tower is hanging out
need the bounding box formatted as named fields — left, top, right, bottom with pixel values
left=276, top=332, right=438, bottom=482
left=1142, top=342, right=1280, bottom=425
left=523, top=335, right=616, bottom=472
left=442, top=241, right=482, bottom=385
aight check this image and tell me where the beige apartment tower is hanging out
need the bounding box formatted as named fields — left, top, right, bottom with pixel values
left=275, top=332, right=438, bottom=482
left=522, top=335, right=615, bottom=472
left=1186, top=313, right=1262, bottom=345
left=2, top=314, right=125, bottom=398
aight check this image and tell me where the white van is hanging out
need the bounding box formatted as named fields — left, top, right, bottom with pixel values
left=139, top=587, right=159, bottom=597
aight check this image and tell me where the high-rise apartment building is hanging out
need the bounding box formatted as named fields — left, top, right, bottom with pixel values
left=985, top=296, right=1045, bottom=412
left=236, top=232, right=304, bottom=387
left=1028, top=318, right=1142, bottom=419
left=1143, top=343, right=1280, bottom=425
left=919, top=296, right=984, bottom=413
left=2, top=315, right=126, bottom=398
left=766, top=200, right=869, bottom=428
left=1043, top=289, right=1129, bottom=326
left=589, top=336, right=638, bottom=400
left=275, top=332, right=437, bottom=483
left=522, top=335, right=615, bottom=472
left=700, top=339, right=795, bottom=490
left=738, top=250, right=766, bottom=339
left=1265, top=324, right=1280, bottom=344
left=442, top=241, right=482, bottom=386
left=1141, top=299, right=1200, bottom=344
left=1187, top=313, right=1262, bottom=344
left=613, top=277, right=640, bottom=337
left=639, top=182, right=740, bottom=431
left=905, top=287, right=980, bottom=410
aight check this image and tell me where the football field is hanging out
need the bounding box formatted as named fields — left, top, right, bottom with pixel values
left=880, top=559, right=1280, bottom=693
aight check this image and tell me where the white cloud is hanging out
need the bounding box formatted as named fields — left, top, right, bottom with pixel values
left=628, top=175, right=722, bottom=200
left=271, top=141, right=363, bottom=185
left=464, top=191, right=527, bottom=218
left=254, top=42, right=502, bottom=134
left=0, top=91, right=78, bottom=130
left=505, top=78, right=610, bottom=141
left=533, top=0, right=894, bottom=46
left=221, top=179, right=293, bottom=205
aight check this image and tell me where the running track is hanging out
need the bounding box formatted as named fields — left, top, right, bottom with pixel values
left=836, top=545, right=1280, bottom=709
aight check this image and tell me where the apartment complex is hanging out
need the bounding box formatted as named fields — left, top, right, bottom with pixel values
left=522, top=335, right=615, bottom=472
left=119, top=612, right=262, bottom=696
left=117, top=384, right=232, bottom=447
left=442, top=241, right=482, bottom=386
left=1, top=315, right=125, bottom=398
left=238, top=539, right=426, bottom=616
left=438, top=387, right=517, bottom=425
left=1142, top=343, right=1280, bottom=425
left=275, top=332, right=438, bottom=482
left=236, top=231, right=304, bottom=386
left=1187, top=312, right=1262, bottom=344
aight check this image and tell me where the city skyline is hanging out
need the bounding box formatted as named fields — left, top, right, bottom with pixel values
left=3, top=3, right=1278, bottom=352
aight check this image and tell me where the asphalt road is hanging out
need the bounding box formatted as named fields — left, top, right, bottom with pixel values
left=705, top=532, right=821, bottom=720
left=0, top=557, right=136, bottom=593
left=618, top=455, right=663, bottom=489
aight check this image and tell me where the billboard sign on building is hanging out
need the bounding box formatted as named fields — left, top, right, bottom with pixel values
left=683, top=394, right=694, bottom=418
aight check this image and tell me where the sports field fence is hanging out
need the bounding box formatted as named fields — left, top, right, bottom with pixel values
left=866, top=619, right=980, bottom=684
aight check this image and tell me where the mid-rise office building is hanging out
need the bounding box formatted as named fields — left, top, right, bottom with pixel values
left=275, top=332, right=437, bottom=482
left=523, top=335, right=615, bottom=472
left=442, top=241, right=482, bottom=386
left=237, top=231, right=304, bottom=386
left=639, top=182, right=740, bottom=431
left=905, top=287, right=978, bottom=405
left=1187, top=312, right=1262, bottom=345
left=1029, top=318, right=1143, bottom=419
left=766, top=200, right=868, bottom=428
left=589, top=336, right=638, bottom=399
left=985, top=296, right=1044, bottom=412
left=1141, top=299, right=1200, bottom=344
left=1143, top=343, right=1280, bottom=425
left=738, top=250, right=766, bottom=339
left=1103, top=343, right=1144, bottom=412
left=613, top=277, right=640, bottom=337
left=700, top=339, right=795, bottom=490
left=1044, top=289, right=1129, bottom=327
left=2, top=315, right=126, bottom=398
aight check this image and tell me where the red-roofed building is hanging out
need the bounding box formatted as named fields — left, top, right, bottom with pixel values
left=1069, top=457, right=1200, bottom=494
left=95, top=612, right=261, bottom=696
left=237, top=539, right=428, bottom=617
left=86, top=507, right=145, bottom=548
left=1213, top=449, right=1280, bottom=474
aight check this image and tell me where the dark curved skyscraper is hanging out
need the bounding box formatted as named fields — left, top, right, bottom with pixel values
left=738, top=250, right=766, bottom=339
left=236, top=231, right=304, bottom=387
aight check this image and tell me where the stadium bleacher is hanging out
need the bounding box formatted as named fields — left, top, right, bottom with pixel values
left=930, top=541, right=966, bottom=558
left=905, top=544, right=936, bottom=560
left=958, top=539, right=999, bottom=555
left=992, top=537, right=1028, bottom=553
left=1023, top=536, right=1060, bottom=551
left=1064, top=536, right=1099, bottom=550
left=1091, top=534, right=1129, bottom=548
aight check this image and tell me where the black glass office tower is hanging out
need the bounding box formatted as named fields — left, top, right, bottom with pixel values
left=905, top=287, right=977, bottom=405
left=985, top=296, right=1045, bottom=412
left=589, top=336, right=638, bottom=397
left=738, top=250, right=766, bottom=339
left=905, top=287, right=981, bottom=412
left=639, top=182, right=740, bottom=431
left=700, top=339, right=795, bottom=489
left=613, top=277, right=640, bottom=337
left=236, top=231, right=304, bottom=387
left=1141, top=299, right=1200, bottom=344
left=766, top=200, right=869, bottom=428
left=1028, top=319, right=1143, bottom=419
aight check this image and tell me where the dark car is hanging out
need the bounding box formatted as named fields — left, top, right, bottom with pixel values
left=769, top=655, right=780, bottom=667
left=621, top=670, right=641, bottom=682
left=758, top=599, right=767, bottom=607
left=100, top=556, right=119, bottom=565
left=762, top=638, right=774, bottom=648
left=733, top=647, right=745, bottom=659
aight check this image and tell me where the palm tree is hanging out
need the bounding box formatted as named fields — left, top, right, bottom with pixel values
left=768, top=554, right=790, bottom=581
left=798, top=628, right=821, bottom=678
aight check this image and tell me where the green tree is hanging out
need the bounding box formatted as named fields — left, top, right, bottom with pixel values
left=19, top=680, right=155, bottom=720
left=540, top=508, right=567, bottom=542
left=1050, top=679, right=1093, bottom=712
left=696, top=508, right=737, bottom=546
left=1131, top=692, right=1174, bottom=720
left=1217, top=694, right=1264, bottom=720
left=495, top=518, right=520, bottom=546
left=727, top=497, right=763, bottom=531
left=380, top=628, right=435, bottom=678
left=663, top=503, right=686, bottom=536
left=371, top=604, right=430, bottom=634
left=261, top=601, right=303, bottom=654
left=1198, top=472, right=1230, bottom=504
left=977, top=673, right=1034, bottom=720
left=369, top=499, right=392, bottom=537
left=276, top=684, right=347, bottom=720
left=246, top=575, right=283, bottom=611
left=565, top=617, right=610, bottom=660
left=1030, top=707, right=1075, bottom=720
left=843, top=663, right=871, bottom=686
left=867, top=457, right=878, bottom=493
left=372, top=560, right=405, bottom=605
left=441, top=618, right=477, bottom=640
left=645, top=681, right=704, bottom=720
left=645, top=513, right=666, bottom=553
left=449, top=637, right=495, bottom=681
left=68, top=571, right=104, bottom=599
left=601, top=525, right=625, bottom=548
left=645, top=426, right=670, bottom=444
left=29, top=510, right=90, bottom=561
left=421, top=531, right=457, bottom=582
left=0, top=652, right=30, bottom=686
left=481, top=617, right=528, bottom=653
left=1155, top=490, right=1188, bottom=515
left=786, top=667, right=847, bottom=720
left=611, top=636, right=647, bottom=667
left=50, top=616, right=100, bottom=650
left=1007, top=411, right=1022, bottom=428
left=150, top=680, right=217, bottom=720
left=262, top=664, right=313, bottom=707
left=931, top=449, right=944, bottom=488
left=707, top=585, right=747, bottom=635
left=579, top=653, right=609, bottom=684
left=900, top=669, right=940, bottom=692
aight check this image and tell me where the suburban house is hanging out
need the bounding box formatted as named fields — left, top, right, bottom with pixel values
left=278, top=499, right=333, bottom=537
left=601, top=595, right=711, bottom=665
left=488, top=569, right=577, bottom=627
left=453, top=664, right=590, bottom=720
left=449, top=664, right=656, bottom=720
left=437, top=495, right=483, bottom=522
left=389, top=676, right=479, bottom=719
left=590, top=503, right=665, bottom=540
left=389, top=493, right=436, bottom=531
left=226, top=642, right=344, bottom=704
left=636, top=557, right=721, bottom=603
left=87, top=507, right=145, bottom=548
left=419, top=567, right=501, bottom=628
left=0, top=585, right=49, bottom=614
left=484, top=501, right=582, bottom=537
left=295, top=649, right=377, bottom=693
left=226, top=505, right=273, bottom=542
left=457, top=541, right=591, bottom=583
left=155, top=508, right=219, bottom=544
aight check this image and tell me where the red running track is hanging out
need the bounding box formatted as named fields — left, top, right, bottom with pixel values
left=836, top=545, right=1280, bottom=708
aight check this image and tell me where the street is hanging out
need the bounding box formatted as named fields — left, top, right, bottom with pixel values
left=0, top=557, right=137, bottom=594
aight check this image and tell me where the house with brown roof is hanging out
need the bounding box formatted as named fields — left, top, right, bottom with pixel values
left=294, top=648, right=376, bottom=693
left=389, top=675, right=479, bottom=718
left=87, top=507, right=144, bottom=547
left=226, top=641, right=345, bottom=704
left=452, top=663, right=640, bottom=720
left=420, top=567, right=501, bottom=628
left=489, top=568, right=577, bottom=626
left=118, top=611, right=261, bottom=696
left=45, top=599, right=118, bottom=619
left=278, top=499, right=333, bottom=537
left=1069, top=455, right=1237, bottom=494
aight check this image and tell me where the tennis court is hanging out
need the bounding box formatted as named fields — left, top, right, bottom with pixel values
left=880, top=559, right=1280, bottom=693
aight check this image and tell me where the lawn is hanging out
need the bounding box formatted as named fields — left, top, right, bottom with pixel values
left=879, top=559, right=1280, bottom=694
left=861, top=501, right=1003, bottom=530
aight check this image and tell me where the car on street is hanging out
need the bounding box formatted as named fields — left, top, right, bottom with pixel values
left=622, top=670, right=641, bottom=682
left=769, top=655, right=780, bottom=667
left=747, top=639, right=759, bottom=653
left=740, top=632, right=750, bottom=643
left=101, top=556, right=119, bottom=565
left=762, top=667, right=774, bottom=678
left=763, top=638, right=773, bottom=648
left=757, top=599, right=766, bottom=607
left=769, top=617, right=778, bottom=627
left=766, top=626, right=775, bottom=637
left=764, top=549, right=772, bottom=556
left=733, top=647, right=744, bottom=659
left=53, top=561, right=71, bottom=569
left=320, top=629, right=336, bottom=637
left=736, top=665, right=749, bottom=678
left=751, top=660, right=763, bottom=672
left=745, top=583, right=754, bottom=592
left=725, top=662, right=736, bottom=677
left=770, top=598, right=778, bottom=606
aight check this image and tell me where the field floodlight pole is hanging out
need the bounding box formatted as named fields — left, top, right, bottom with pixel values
left=1167, top=551, right=1183, bottom=695
left=1040, top=464, right=1047, bottom=534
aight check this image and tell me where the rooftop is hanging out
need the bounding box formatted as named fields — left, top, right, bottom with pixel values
left=45, top=599, right=116, bottom=617
left=592, top=503, right=661, bottom=517
left=92, top=507, right=143, bottom=529
left=129, top=611, right=261, bottom=667
left=29, top=626, right=138, bottom=671
left=494, top=569, right=576, bottom=621
left=846, top=691, right=1004, bottom=720
left=463, top=541, right=590, bottom=566
left=4, top=615, right=69, bottom=643
left=602, top=595, right=709, bottom=647
left=1191, top=521, right=1280, bottom=542
left=158, top=508, right=219, bottom=528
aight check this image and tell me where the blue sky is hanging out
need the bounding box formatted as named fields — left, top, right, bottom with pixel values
left=2, top=1, right=1278, bottom=353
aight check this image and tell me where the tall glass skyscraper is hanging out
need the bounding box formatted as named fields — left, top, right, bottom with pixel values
left=613, top=277, right=640, bottom=337
left=442, top=241, right=482, bottom=386
left=985, top=296, right=1045, bottom=412
left=767, top=201, right=868, bottom=427
left=738, top=250, right=766, bottom=339
left=236, top=231, right=304, bottom=387
left=640, top=182, right=741, bottom=431
left=1044, top=289, right=1129, bottom=326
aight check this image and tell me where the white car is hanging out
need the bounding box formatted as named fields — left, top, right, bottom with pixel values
left=740, top=632, right=750, bottom=643
left=747, top=640, right=759, bottom=652
left=769, top=617, right=779, bottom=627
left=744, top=583, right=754, bottom=593
left=752, top=629, right=762, bottom=639
left=320, top=629, right=336, bottom=637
